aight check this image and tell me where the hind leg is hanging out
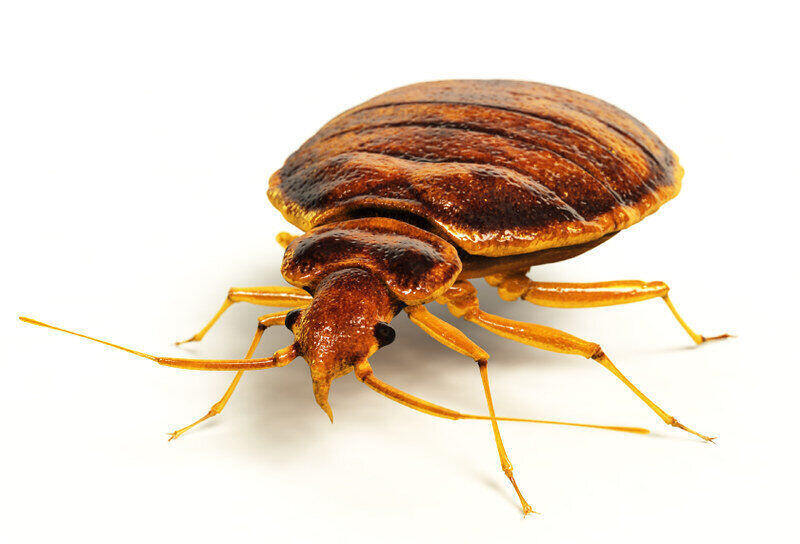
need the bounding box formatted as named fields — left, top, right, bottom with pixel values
left=486, top=271, right=730, bottom=345
left=440, top=281, right=715, bottom=442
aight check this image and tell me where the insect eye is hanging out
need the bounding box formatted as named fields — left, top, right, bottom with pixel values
left=374, top=322, right=396, bottom=347
left=285, top=309, right=302, bottom=330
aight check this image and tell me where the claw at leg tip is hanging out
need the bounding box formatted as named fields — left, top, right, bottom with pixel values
left=699, top=333, right=733, bottom=344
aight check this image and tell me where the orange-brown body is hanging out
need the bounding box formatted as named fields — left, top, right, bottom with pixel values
left=272, top=80, right=685, bottom=406
left=22, top=80, right=727, bottom=516
left=269, top=79, right=682, bottom=257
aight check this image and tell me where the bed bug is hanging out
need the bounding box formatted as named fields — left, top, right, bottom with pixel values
left=22, top=79, right=730, bottom=515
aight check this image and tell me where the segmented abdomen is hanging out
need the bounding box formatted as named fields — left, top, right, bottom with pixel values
left=269, top=80, right=682, bottom=257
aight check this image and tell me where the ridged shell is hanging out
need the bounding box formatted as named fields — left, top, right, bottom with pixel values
left=281, top=218, right=462, bottom=304
left=269, top=80, right=682, bottom=257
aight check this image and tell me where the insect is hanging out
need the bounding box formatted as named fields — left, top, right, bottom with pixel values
left=22, top=79, right=729, bottom=515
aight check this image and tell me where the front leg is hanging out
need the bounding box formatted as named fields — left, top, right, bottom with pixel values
left=176, top=286, right=311, bottom=345
left=168, top=310, right=291, bottom=441
left=438, top=281, right=715, bottom=442
left=405, top=305, right=533, bottom=514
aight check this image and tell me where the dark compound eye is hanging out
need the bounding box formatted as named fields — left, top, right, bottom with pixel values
left=285, top=309, right=302, bottom=330
left=374, top=322, right=396, bottom=347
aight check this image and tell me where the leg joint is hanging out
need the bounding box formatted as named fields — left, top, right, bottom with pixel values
left=354, top=362, right=373, bottom=382
left=439, top=287, right=481, bottom=319
left=650, top=281, right=670, bottom=297
left=666, top=416, right=679, bottom=427
left=463, top=307, right=481, bottom=321
left=491, top=273, right=531, bottom=301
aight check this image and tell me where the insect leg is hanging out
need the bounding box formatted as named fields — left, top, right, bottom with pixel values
left=478, top=360, right=534, bottom=514
left=405, top=305, right=534, bottom=514
left=355, top=359, right=649, bottom=514
left=405, top=305, right=489, bottom=359
left=167, top=310, right=291, bottom=441
left=405, top=305, right=649, bottom=435
left=276, top=232, right=298, bottom=248
left=485, top=271, right=730, bottom=345
left=354, top=358, right=648, bottom=432
left=176, top=286, right=311, bottom=345
left=438, top=281, right=715, bottom=442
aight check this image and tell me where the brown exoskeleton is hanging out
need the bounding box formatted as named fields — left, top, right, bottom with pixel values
left=21, top=80, right=731, bottom=515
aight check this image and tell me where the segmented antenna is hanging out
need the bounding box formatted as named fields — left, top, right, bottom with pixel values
left=19, top=316, right=298, bottom=370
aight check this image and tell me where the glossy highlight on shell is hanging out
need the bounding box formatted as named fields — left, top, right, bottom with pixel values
left=269, top=79, right=683, bottom=257
left=20, top=79, right=729, bottom=519
left=281, top=217, right=462, bottom=304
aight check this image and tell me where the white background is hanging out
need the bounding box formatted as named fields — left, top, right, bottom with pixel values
left=2, top=1, right=797, bottom=542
